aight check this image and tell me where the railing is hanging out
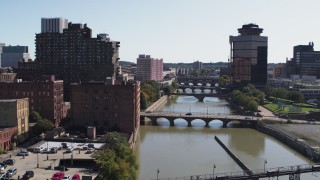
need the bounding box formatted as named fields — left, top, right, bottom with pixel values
left=150, top=164, right=317, bottom=180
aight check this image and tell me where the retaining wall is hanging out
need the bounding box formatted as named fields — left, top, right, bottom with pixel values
left=145, top=95, right=168, bottom=112
left=256, top=124, right=320, bottom=162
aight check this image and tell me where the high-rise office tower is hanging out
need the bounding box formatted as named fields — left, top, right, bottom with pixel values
left=193, top=60, right=203, bottom=70
left=1, top=46, right=30, bottom=68
left=0, top=43, right=5, bottom=67
left=41, top=17, right=68, bottom=33
left=18, top=19, right=120, bottom=101
left=229, top=24, right=268, bottom=85
left=292, top=42, right=320, bottom=78
left=136, top=54, right=163, bottom=82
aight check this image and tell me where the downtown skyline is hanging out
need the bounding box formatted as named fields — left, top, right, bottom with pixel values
left=1, top=0, right=320, bottom=63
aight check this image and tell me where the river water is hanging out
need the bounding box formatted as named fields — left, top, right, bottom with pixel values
left=137, top=96, right=317, bottom=180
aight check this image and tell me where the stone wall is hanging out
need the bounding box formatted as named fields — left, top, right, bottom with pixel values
left=256, top=124, right=320, bottom=162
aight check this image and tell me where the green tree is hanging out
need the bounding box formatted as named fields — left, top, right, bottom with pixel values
left=32, top=119, right=54, bottom=136
left=287, top=91, right=304, bottom=103
left=257, top=92, right=266, bottom=103
left=94, top=132, right=138, bottom=180
left=246, top=100, right=258, bottom=112
left=29, top=111, right=42, bottom=123
left=218, top=75, right=230, bottom=87
left=140, top=92, right=147, bottom=110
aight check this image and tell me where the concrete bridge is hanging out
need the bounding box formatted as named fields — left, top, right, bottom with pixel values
left=168, top=92, right=228, bottom=102
left=177, top=76, right=218, bottom=86
left=140, top=112, right=257, bottom=127
left=178, top=85, right=218, bottom=93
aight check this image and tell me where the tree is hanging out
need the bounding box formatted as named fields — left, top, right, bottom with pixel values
left=140, top=92, right=147, bottom=110
left=246, top=100, right=258, bottom=112
left=29, top=111, right=42, bottom=123
left=257, top=92, right=266, bottom=103
left=287, top=91, right=304, bottom=103
left=218, top=75, right=230, bottom=87
left=32, top=119, right=54, bottom=136
left=94, top=132, right=138, bottom=180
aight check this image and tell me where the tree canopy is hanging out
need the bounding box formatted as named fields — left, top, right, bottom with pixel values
left=94, top=132, right=138, bottom=180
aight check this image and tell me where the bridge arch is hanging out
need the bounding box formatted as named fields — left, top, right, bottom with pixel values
left=191, top=119, right=206, bottom=127
left=208, top=119, right=224, bottom=128
left=173, top=118, right=188, bottom=127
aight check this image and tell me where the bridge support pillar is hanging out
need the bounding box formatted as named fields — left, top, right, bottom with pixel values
left=187, top=121, right=192, bottom=127
left=151, top=119, right=157, bottom=126
left=170, top=120, right=174, bottom=126
left=198, top=97, right=205, bottom=102
left=289, top=174, right=300, bottom=180
left=223, top=122, right=228, bottom=128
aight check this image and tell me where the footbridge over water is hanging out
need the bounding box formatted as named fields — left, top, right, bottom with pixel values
left=140, top=112, right=258, bottom=127
left=168, top=92, right=228, bottom=102
left=178, top=85, right=219, bottom=93
left=151, top=164, right=320, bottom=180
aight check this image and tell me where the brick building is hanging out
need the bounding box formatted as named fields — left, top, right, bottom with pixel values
left=0, top=73, right=16, bottom=82
left=0, top=98, right=29, bottom=135
left=0, top=127, right=18, bottom=151
left=17, top=20, right=120, bottom=101
left=70, top=80, right=140, bottom=134
left=0, top=75, right=64, bottom=127
left=136, top=54, right=163, bottom=82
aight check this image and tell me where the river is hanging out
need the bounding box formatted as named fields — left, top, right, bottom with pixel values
left=137, top=96, right=317, bottom=180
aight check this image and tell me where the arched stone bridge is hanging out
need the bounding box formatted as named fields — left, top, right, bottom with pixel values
left=178, top=85, right=219, bottom=93
left=168, top=92, right=228, bottom=102
left=140, top=112, right=258, bottom=127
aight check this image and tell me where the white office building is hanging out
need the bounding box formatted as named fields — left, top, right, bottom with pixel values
left=41, top=17, right=68, bottom=33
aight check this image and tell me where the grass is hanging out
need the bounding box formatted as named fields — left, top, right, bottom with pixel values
left=264, top=103, right=319, bottom=114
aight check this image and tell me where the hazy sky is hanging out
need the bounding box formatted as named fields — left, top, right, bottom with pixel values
left=1, top=0, right=320, bottom=63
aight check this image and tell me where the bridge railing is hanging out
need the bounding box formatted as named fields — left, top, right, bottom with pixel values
left=149, top=164, right=315, bottom=180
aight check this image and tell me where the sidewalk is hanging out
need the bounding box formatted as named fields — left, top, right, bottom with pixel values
left=258, top=105, right=275, bottom=117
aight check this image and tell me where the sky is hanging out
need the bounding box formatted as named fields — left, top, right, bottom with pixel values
left=1, top=0, right=320, bottom=64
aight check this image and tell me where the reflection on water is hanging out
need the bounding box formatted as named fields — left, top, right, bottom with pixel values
left=137, top=96, right=315, bottom=180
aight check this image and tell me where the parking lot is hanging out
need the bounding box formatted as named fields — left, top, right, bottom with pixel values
left=0, top=141, right=104, bottom=179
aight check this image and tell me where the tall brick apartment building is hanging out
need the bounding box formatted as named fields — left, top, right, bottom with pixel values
left=17, top=20, right=120, bottom=101
left=70, top=80, right=140, bottom=134
left=0, top=75, right=64, bottom=127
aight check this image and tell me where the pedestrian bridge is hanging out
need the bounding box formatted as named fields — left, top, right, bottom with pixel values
left=140, top=112, right=258, bottom=127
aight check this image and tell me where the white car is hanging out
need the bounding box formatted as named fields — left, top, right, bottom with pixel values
left=34, top=147, right=43, bottom=153
left=66, top=147, right=74, bottom=153
left=62, top=175, right=71, bottom=180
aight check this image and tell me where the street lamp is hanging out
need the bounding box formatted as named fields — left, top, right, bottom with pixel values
left=264, top=159, right=267, bottom=172
left=37, top=153, right=39, bottom=168
left=157, top=169, right=159, bottom=180
left=213, top=164, right=216, bottom=179
left=207, top=106, right=208, bottom=117
left=46, top=141, right=49, bottom=160
left=71, top=138, right=74, bottom=166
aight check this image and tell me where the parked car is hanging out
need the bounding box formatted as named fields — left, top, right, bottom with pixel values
left=0, top=173, right=6, bottom=180
left=42, top=148, right=51, bottom=154
left=54, top=165, right=68, bottom=171
left=3, top=159, right=15, bottom=165
left=186, top=112, right=192, bottom=115
left=51, top=172, right=65, bottom=180
left=71, top=174, right=80, bottom=180
left=86, top=148, right=95, bottom=154
left=50, top=147, right=58, bottom=153
left=66, top=147, right=74, bottom=153
left=34, top=147, right=43, bottom=153
left=62, top=175, right=71, bottom=180
left=0, top=163, right=7, bottom=169
left=5, top=167, right=17, bottom=178
left=22, top=170, right=34, bottom=179
left=0, top=166, right=4, bottom=172
left=17, top=150, right=30, bottom=156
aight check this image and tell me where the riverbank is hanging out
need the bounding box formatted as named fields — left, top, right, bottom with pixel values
left=145, top=95, right=168, bottom=112
left=256, top=123, right=320, bottom=162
